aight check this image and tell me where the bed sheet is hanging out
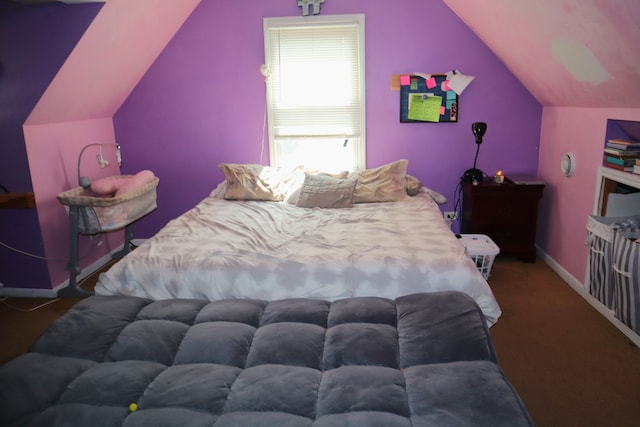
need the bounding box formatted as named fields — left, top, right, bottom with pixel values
left=96, top=185, right=501, bottom=325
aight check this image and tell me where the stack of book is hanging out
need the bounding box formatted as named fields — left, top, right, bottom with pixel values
left=603, top=138, right=640, bottom=172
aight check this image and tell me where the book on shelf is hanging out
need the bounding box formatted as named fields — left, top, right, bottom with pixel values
left=607, top=144, right=640, bottom=151
left=607, top=138, right=640, bottom=150
left=604, top=155, right=636, bottom=166
left=603, top=146, right=640, bottom=157
left=603, top=161, right=634, bottom=172
left=608, top=138, right=640, bottom=145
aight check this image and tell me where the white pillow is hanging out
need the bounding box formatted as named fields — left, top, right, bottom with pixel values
left=296, top=174, right=357, bottom=208
left=422, top=187, right=447, bottom=204
left=285, top=169, right=349, bottom=205
left=303, top=169, right=349, bottom=179
left=405, top=174, right=447, bottom=204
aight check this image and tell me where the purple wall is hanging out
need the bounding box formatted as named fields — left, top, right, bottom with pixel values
left=0, top=2, right=102, bottom=192
left=0, top=2, right=101, bottom=290
left=115, top=0, right=542, bottom=237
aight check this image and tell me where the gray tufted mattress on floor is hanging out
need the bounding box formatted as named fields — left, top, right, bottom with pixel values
left=0, top=291, right=532, bottom=426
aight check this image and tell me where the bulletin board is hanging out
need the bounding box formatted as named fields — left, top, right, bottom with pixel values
left=399, top=74, right=458, bottom=123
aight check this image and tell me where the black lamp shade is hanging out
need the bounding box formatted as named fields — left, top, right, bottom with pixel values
left=472, top=122, right=487, bottom=144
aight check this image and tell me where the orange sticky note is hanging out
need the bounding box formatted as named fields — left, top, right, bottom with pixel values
left=400, top=75, right=410, bottom=86
left=426, top=77, right=437, bottom=89
left=440, top=106, right=445, bottom=115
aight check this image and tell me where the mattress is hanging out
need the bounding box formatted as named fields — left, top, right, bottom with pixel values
left=0, top=292, right=531, bottom=426
left=96, top=184, right=501, bottom=325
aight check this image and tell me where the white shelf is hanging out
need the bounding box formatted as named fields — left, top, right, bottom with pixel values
left=594, top=166, right=640, bottom=216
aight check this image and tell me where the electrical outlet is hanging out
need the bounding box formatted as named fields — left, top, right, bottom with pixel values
left=444, top=211, right=458, bottom=221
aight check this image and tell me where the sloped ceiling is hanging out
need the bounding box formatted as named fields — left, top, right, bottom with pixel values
left=18, top=0, right=640, bottom=113
left=26, top=0, right=201, bottom=125
left=443, top=0, right=640, bottom=107
left=7, top=0, right=104, bottom=4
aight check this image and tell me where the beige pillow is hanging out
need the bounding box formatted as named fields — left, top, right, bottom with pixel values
left=296, top=174, right=357, bottom=208
left=406, top=174, right=422, bottom=196
left=352, top=159, right=410, bottom=203
left=218, top=163, right=296, bottom=201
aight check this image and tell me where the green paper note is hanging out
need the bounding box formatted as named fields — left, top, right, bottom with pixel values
left=408, top=94, right=442, bottom=122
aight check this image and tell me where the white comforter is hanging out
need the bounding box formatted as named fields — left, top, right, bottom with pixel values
left=96, top=185, right=502, bottom=325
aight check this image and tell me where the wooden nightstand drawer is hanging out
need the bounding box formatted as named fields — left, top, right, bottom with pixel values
left=461, top=179, right=544, bottom=262
left=472, top=201, right=531, bottom=224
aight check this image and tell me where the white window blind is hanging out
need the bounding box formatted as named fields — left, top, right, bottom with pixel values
left=264, top=15, right=365, bottom=171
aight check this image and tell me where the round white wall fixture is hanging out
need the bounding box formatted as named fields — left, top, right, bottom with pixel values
left=561, top=152, right=576, bottom=177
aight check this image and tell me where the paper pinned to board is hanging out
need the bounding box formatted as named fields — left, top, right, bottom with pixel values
left=413, top=72, right=432, bottom=80
left=408, top=94, right=442, bottom=122
left=446, top=69, right=475, bottom=94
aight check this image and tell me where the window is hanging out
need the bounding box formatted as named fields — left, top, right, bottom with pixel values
left=263, top=14, right=365, bottom=172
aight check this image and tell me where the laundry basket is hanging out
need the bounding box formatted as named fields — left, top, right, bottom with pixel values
left=586, top=214, right=640, bottom=310
left=459, top=234, right=500, bottom=279
left=611, top=224, right=640, bottom=333
left=57, top=176, right=159, bottom=234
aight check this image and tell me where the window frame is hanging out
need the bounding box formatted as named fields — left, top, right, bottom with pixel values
left=263, top=14, right=366, bottom=171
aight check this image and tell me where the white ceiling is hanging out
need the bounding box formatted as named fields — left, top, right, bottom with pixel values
left=443, top=0, right=640, bottom=107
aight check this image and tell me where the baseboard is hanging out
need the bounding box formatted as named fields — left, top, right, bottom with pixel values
left=536, top=245, right=640, bottom=348
left=0, top=286, right=58, bottom=299
left=0, top=250, right=116, bottom=298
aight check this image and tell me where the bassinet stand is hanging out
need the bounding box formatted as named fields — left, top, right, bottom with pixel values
left=58, top=205, right=136, bottom=297
left=57, top=176, right=159, bottom=297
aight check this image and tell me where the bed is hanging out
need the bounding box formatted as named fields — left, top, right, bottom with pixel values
left=0, top=292, right=532, bottom=426
left=94, top=160, right=502, bottom=326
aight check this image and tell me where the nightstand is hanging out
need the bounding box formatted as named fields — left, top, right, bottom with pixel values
left=461, top=179, right=545, bottom=262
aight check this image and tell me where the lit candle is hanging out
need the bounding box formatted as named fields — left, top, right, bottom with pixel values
left=494, top=170, right=504, bottom=184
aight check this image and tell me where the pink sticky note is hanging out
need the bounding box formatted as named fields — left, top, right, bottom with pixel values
left=441, top=80, right=452, bottom=91
left=440, top=106, right=445, bottom=115
left=426, top=77, right=437, bottom=89
left=400, top=75, right=410, bottom=86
